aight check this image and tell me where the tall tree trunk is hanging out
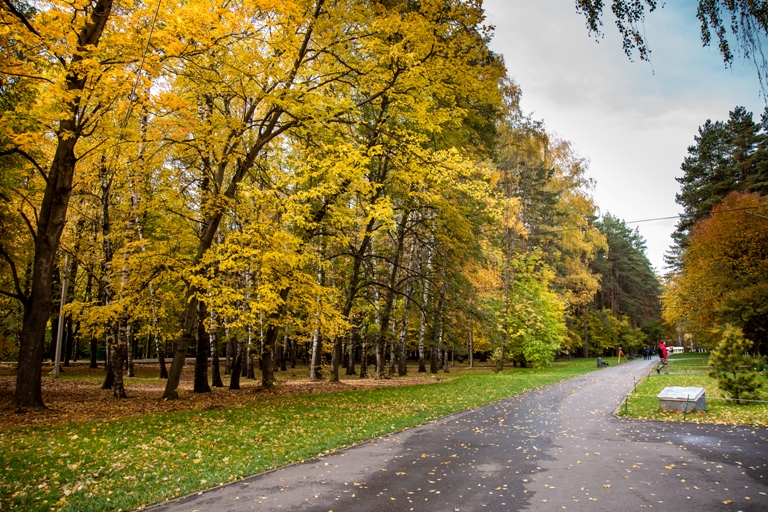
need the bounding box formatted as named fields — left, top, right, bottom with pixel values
left=330, top=216, right=377, bottom=381
left=13, top=0, right=115, bottom=408
left=194, top=301, right=211, bottom=393
left=374, top=213, right=409, bottom=379
left=112, top=318, right=128, bottom=398
left=98, top=157, right=125, bottom=395
left=85, top=268, right=97, bottom=369
left=260, top=322, right=278, bottom=389
left=583, top=307, right=590, bottom=358
left=49, top=264, right=62, bottom=364
left=429, top=287, right=445, bottom=374
left=330, top=334, right=343, bottom=381
left=359, top=324, right=369, bottom=379
left=101, top=331, right=115, bottom=390
left=64, top=317, right=73, bottom=366
left=210, top=323, right=224, bottom=388
left=90, top=336, right=98, bottom=369
left=126, top=322, right=135, bottom=377
left=49, top=310, right=59, bottom=363
left=429, top=345, right=438, bottom=374
left=134, top=170, right=166, bottom=379
left=243, top=342, right=255, bottom=379
left=468, top=317, right=474, bottom=368
left=244, top=336, right=252, bottom=378
left=280, top=332, right=288, bottom=371
left=346, top=325, right=358, bottom=376
left=397, top=296, right=410, bottom=376
left=62, top=219, right=82, bottom=369
left=442, top=317, right=451, bottom=373
left=309, top=326, right=323, bottom=381
left=417, top=241, right=432, bottom=373
left=155, top=331, right=168, bottom=379
left=229, top=335, right=242, bottom=390
left=225, top=333, right=232, bottom=375
left=388, top=322, right=397, bottom=377
left=259, top=288, right=289, bottom=389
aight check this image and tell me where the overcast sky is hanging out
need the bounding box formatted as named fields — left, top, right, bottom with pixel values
left=483, top=0, right=765, bottom=272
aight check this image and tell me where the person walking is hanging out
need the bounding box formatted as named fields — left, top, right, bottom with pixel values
left=656, top=341, right=668, bottom=374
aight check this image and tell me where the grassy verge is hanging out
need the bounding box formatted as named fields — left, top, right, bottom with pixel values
left=0, top=359, right=596, bottom=511
left=618, top=359, right=768, bottom=426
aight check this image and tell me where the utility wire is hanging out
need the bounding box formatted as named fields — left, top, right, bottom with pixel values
left=533, top=203, right=768, bottom=234
left=624, top=215, right=679, bottom=224
left=624, top=203, right=768, bottom=225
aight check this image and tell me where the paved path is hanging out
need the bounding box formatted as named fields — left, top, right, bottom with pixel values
left=147, top=360, right=768, bottom=511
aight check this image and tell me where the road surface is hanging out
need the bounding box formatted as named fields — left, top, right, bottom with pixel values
left=146, top=359, right=768, bottom=511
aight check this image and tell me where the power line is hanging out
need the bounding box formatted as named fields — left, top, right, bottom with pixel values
left=624, top=215, right=679, bottom=224
left=623, top=203, right=768, bottom=225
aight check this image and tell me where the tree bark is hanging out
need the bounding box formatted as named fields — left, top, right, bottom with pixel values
left=194, top=302, right=211, bottom=393
left=112, top=319, right=127, bottom=398
left=468, top=314, right=474, bottom=368
left=429, top=287, right=445, bottom=374
left=359, top=323, right=369, bottom=379
left=309, top=326, right=323, bottom=381
left=99, top=156, right=126, bottom=396
left=397, top=300, right=410, bottom=376
left=346, top=325, right=358, bottom=376
left=210, top=325, right=224, bottom=388
left=280, top=332, right=288, bottom=371
left=247, top=334, right=256, bottom=379
left=225, top=335, right=232, bottom=375
left=90, top=335, right=98, bottom=369
left=583, top=307, right=590, bottom=358
left=229, top=335, right=242, bottom=390
left=429, top=345, right=438, bottom=374
left=126, top=322, right=134, bottom=378
left=417, top=243, right=432, bottom=373
left=101, top=331, right=115, bottom=390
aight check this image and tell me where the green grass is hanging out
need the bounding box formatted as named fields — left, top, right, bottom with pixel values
left=0, top=359, right=596, bottom=511
left=661, top=353, right=711, bottom=372
left=618, top=365, right=768, bottom=427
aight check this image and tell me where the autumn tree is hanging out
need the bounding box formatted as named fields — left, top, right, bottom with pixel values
left=0, top=0, right=135, bottom=407
left=665, top=192, right=768, bottom=355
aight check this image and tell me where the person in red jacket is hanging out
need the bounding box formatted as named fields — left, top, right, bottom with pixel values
left=656, top=341, right=668, bottom=374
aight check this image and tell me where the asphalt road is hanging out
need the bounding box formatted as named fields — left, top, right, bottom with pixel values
left=146, top=359, right=768, bottom=511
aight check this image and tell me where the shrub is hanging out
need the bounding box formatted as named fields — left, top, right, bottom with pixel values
left=708, top=325, right=762, bottom=403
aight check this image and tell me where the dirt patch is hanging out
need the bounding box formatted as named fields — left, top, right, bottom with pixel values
left=0, top=365, right=442, bottom=430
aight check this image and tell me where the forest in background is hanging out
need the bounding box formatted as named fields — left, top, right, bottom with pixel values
left=0, top=0, right=697, bottom=409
